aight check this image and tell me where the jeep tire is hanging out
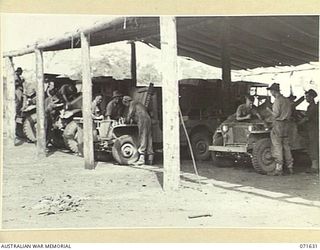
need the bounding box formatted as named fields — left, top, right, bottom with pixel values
left=251, top=138, right=276, bottom=174
left=63, top=121, right=80, bottom=153
left=112, top=135, right=139, bottom=165
left=23, top=113, right=37, bottom=142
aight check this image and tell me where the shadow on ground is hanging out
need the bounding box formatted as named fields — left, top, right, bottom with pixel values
left=19, top=139, right=319, bottom=206
left=180, top=157, right=320, bottom=203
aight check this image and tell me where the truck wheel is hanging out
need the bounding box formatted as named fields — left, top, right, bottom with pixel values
left=251, top=138, right=276, bottom=174
left=63, top=121, right=80, bottom=153
left=190, top=131, right=211, bottom=161
left=112, top=135, right=139, bottom=165
left=23, top=113, right=37, bottom=142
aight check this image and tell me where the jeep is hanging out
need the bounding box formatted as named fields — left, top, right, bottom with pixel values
left=209, top=94, right=310, bottom=175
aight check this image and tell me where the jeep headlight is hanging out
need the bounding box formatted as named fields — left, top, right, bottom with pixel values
left=222, top=125, right=229, bottom=133
left=248, top=125, right=254, bottom=132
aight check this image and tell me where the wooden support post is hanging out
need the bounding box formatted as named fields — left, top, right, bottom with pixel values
left=220, top=19, right=232, bottom=113
left=221, top=52, right=231, bottom=84
left=221, top=19, right=231, bottom=85
left=318, top=15, right=320, bottom=181
left=81, top=32, right=95, bottom=170
left=35, top=48, right=47, bottom=157
left=160, top=16, right=180, bottom=192
left=5, top=57, right=16, bottom=147
left=130, top=41, right=137, bottom=86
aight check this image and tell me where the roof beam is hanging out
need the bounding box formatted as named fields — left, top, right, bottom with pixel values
left=3, top=46, right=35, bottom=58
left=3, top=17, right=127, bottom=57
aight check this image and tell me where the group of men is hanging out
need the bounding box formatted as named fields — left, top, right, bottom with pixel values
left=236, top=82, right=319, bottom=176
left=14, top=67, right=319, bottom=171
left=14, top=67, right=153, bottom=165
left=91, top=91, right=154, bottom=166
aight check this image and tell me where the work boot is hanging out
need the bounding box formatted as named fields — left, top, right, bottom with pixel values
left=135, top=154, right=145, bottom=166
left=146, top=154, right=154, bottom=165
left=268, top=164, right=283, bottom=176
left=287, top=163, right=294, bottom=175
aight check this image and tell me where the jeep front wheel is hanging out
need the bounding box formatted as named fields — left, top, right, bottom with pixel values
left=112, top=135, right=139, bottom=165
left=251, top=138, right=276, bottom=174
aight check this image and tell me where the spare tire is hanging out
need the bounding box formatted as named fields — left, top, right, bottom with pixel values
left=23, top=113, right=37, bottom=142
left=112, top=135, right=139, bottom=165
left=251, top=138, right=276, bottom=174
left=63, top=121, right=80, bottom=153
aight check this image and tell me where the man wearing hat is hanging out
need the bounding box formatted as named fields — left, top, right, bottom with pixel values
left=299, top=89, right=319, bottom=173
left=122, top=96, right=154, bottom=165
left=14, top=67, right=25, bottom=114
left=236, top=95, right=264, bottom=122
left=91, top=94, right=104, bottom=120
left=266, top=83, right=293, bottom=176
left=105, top=90, right=124, bottom=120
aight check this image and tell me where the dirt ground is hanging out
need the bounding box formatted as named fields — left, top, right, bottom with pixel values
left=1, top=140, right=320, bottom=229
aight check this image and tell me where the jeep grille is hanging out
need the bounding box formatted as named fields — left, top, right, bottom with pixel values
left=225, top=125, right=248, bottom=144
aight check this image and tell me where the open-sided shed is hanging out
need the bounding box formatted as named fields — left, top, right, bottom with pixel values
left=5, top=16, right=318, bottom=68
left=3, top=16, right=319, bottom=191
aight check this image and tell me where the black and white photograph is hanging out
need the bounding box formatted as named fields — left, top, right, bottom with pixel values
left=1, top=14, right=319, bottom=230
